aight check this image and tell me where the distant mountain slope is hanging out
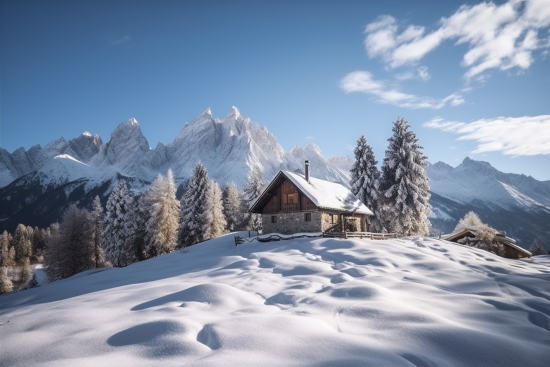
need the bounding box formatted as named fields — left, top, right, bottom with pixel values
left=427, top=158, right=550, bottom=250
left=0, top=107, right=350, bottom=189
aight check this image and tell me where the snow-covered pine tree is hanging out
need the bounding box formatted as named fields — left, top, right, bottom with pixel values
left=207, top=180, right=227, bottom=239
left=90, top=195, right=107, bottom=268
left=241, top=166, right=264, bottom=233
left=178, top=162, right=211, bottom=248
left=529, top=239, right=546, bottom=256
left=103, top=180, right=136, bottom=267
left=222, top=182, right=243, bottom=232
left=378, top=117, right=431, bottom=236
left=142, top=170, right=180, bottom=257
left=349, top=134, right=383, bottom=232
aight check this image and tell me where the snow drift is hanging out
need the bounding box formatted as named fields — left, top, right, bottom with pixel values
left=1, top=235, right=549, bottom=366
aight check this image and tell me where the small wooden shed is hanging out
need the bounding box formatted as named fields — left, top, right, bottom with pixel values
left=444, top=228, right=531, bottom=259
left=249, top=163, right=373, bottom=235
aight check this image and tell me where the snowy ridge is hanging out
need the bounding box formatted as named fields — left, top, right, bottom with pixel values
left=1, top=235, right=549, bottom=366
left=0, top=107, right=352, bottom=189
left=427, top=157, right=550, bottom=214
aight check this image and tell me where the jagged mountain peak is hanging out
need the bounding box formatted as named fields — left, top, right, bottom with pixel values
left=121, top=117, right=139, bottom=127
left=432, top=161, right=453, bottom=170
left=304, top=143, right=323, bottom=155
left=290, top=146, right=305, bottom=156
left=224, top=106, right=242, bottom=121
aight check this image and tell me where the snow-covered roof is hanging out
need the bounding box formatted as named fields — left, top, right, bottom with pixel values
left=251, top=170, right=373, bottom=215
left=443, top=226, right=532, bottom=257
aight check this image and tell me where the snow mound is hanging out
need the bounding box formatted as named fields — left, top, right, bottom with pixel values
left=1, top=235, right=549, bottom=366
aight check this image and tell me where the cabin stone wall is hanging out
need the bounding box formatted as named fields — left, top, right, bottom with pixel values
left=321, top=212, right=369, bottom=232
left=262, top=210, right=322, bottom=234
left=321, top=211, right=340, bottom=232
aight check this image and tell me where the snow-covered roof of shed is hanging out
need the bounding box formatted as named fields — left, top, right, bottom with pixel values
left=442, top=226, right=532, bottom=257
left=281, top=171, right=373, bottom=215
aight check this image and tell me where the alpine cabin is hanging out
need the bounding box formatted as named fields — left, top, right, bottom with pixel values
left=249, top=161, right=373, bottom=235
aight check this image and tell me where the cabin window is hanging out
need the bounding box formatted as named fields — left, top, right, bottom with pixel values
left=271, top=216, right=277, bottom=223
left=305, top=213, right=311, bottom=221
left=283, top=193, right=297, bottom=204
left=331, top=214, right=338, bottom=224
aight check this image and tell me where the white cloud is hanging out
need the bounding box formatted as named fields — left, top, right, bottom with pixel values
left=340, top=71, right=463, bottom=109
left=364, top=1, right=550, bottom=79
left=424, top=115, right=550, bottom=156
left=396, top=66, right=431, bottom=81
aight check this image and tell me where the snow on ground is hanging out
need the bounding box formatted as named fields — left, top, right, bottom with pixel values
left=1, top=234, right=549, bottom=367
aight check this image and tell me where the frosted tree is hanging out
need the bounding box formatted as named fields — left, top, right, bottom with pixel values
left=349, top=134, right=383, bottom=232
left=222, top=182, right=243, bottom=232
left=178, top=162, right=211, bottom=248
left=453, top=211, right=504, bottom=256
left=44, top=206, right=96, bottom=281
left=529, top=239, right=546, bottom=256
left=142, top=170, right=180, bottom=257
left=207, top=180, right=227, bottom=239
left=453, top=211, right=495, bottom=243
left=103, top=180, right=136, bottom=267
left=0, top=230, right=13, bottom=293
left=32, top=226, right=48, bottom=257
left=13, top=224, right=33, bottom=261
left=241, top=166, right=264, bottom=233
left=0, top=266, right=13, bottom=294
left=378, top=117, right=431, bottom=236
left=0, top=231, right=12, bottom=266
left=90, top=196, right=107, bottom=268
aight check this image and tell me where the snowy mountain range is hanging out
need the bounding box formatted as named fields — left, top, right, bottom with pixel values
left=1, top=107, right=549, bottom=250
left=0, top=107, right=350, bottom=189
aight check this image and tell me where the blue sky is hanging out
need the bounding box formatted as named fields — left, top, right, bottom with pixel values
left=1, top=0, right=549, bottom=180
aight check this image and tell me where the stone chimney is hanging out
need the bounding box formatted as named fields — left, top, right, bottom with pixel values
left=305, top=160, right=310, bottom=183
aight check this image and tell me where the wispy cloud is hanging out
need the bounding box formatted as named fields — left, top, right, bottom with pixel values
left=424, top=115, right=550, bottom=156
left=364, top=1, right=550, bottom=80
left=110, top=36, right=131, bottom=46
left=305, top=135, right=315, bottom=140
left=395, top=65, right=431, bottom=81
left=340, top=71, right=464, bottom=109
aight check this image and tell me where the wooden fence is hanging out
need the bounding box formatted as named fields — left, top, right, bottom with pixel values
left=235, top=233, right=323, bottom=246
left=322, top=231, right=397, bottom=240
left=235, top=231, right=397, bottom=245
